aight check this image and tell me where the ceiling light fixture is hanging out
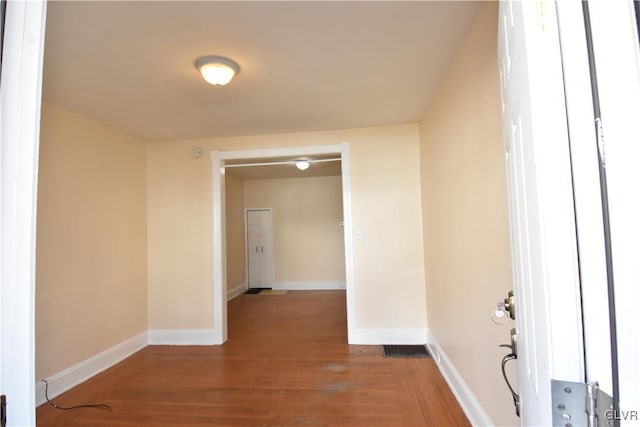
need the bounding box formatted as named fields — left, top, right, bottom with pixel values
left=195, top=55, right=240, bottom=86
left=295, top=161, right=310, bottom=171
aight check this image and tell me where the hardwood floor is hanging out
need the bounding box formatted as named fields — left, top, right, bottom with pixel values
left=37, top=291, right=469, bottom=426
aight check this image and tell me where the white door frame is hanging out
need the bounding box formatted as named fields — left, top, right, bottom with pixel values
left=555, top=0, right=615, bottom=397
left=211, top=143, right=354, bottom=344
left=244, top=208, right=274, bottom=289
left=0, top=1, right=47, bottom=425
left=584, top=0, right=640, bottom=418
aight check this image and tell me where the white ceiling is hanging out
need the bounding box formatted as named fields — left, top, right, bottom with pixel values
left=42, top=1, right=480, bottom=142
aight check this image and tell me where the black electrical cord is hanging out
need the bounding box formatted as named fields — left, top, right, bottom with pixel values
left=41, top=379, right=112, bottom=411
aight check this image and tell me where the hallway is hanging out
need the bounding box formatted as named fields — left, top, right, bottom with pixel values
left=37, top=291, right=469, bottom=426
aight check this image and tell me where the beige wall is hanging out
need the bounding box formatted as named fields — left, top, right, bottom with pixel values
left=36, top=102, right=147, bottom=379
left=225, top=173, right=245, bottom=290
left=147, top=123, right=427, bottom=330
left=244, top=176, right=344, bottom=283
left=419, top=3, right=517, bottom=426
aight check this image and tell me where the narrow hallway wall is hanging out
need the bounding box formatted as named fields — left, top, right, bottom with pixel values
left=225, top=172, right=246, bottom=293
left=419, top=3, right=518, bottom=425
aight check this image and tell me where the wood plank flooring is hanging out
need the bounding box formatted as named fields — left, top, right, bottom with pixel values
left=37, top=291, right=469, bottom=426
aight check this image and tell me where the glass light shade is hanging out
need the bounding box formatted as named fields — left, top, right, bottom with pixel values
left=195, top=56, right=239, bottom=86
left=200, top=63, right=236, bottom=86
left=295, top=161, right=310, bottom=171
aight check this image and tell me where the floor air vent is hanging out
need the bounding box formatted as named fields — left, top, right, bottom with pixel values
left=383, top=345, right=431, bottom=358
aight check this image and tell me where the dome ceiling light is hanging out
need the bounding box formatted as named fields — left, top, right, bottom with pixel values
left=195, top=55, right=240, bottom=86
left=295, top=161, right=310, bottom=171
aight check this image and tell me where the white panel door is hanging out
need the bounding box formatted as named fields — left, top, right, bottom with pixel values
left=246, top=209, right=273, bottom=288
left=498, top=0, right=585, bottom=424
left=246, top=210, right=262, bottom=287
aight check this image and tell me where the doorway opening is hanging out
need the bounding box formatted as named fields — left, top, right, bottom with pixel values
left=211, top=143, right=355, bottom=344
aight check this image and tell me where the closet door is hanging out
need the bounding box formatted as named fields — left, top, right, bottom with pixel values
left=246, top=209, right=273, bottom=288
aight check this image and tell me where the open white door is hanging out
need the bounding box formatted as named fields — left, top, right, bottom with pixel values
left=0, top=1, right=47, bottom=426
left=500, top=0, right=640, bottom=425
left=498, top=0, right=585, bottom=424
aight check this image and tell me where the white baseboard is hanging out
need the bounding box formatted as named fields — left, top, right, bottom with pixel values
left=272, top=281, right=346, bottom=290
left=427, top=332, right=494, bottom=426
left=147, top=329, right=217, bottom=345
left=35, top=331, right=147, bottom=406
left=349, top=327, right=428, bottom=345
left=227, top=282, right=247, bottom=301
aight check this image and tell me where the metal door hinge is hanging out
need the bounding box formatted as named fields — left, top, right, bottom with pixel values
left=552, top=380, right=614, bottom=427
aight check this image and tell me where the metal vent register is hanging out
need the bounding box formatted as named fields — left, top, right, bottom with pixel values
left=383, top=345, right=431, bottom=358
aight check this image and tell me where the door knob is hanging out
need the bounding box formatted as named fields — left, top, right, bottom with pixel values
left=492, top=290, right=516, bottom=323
